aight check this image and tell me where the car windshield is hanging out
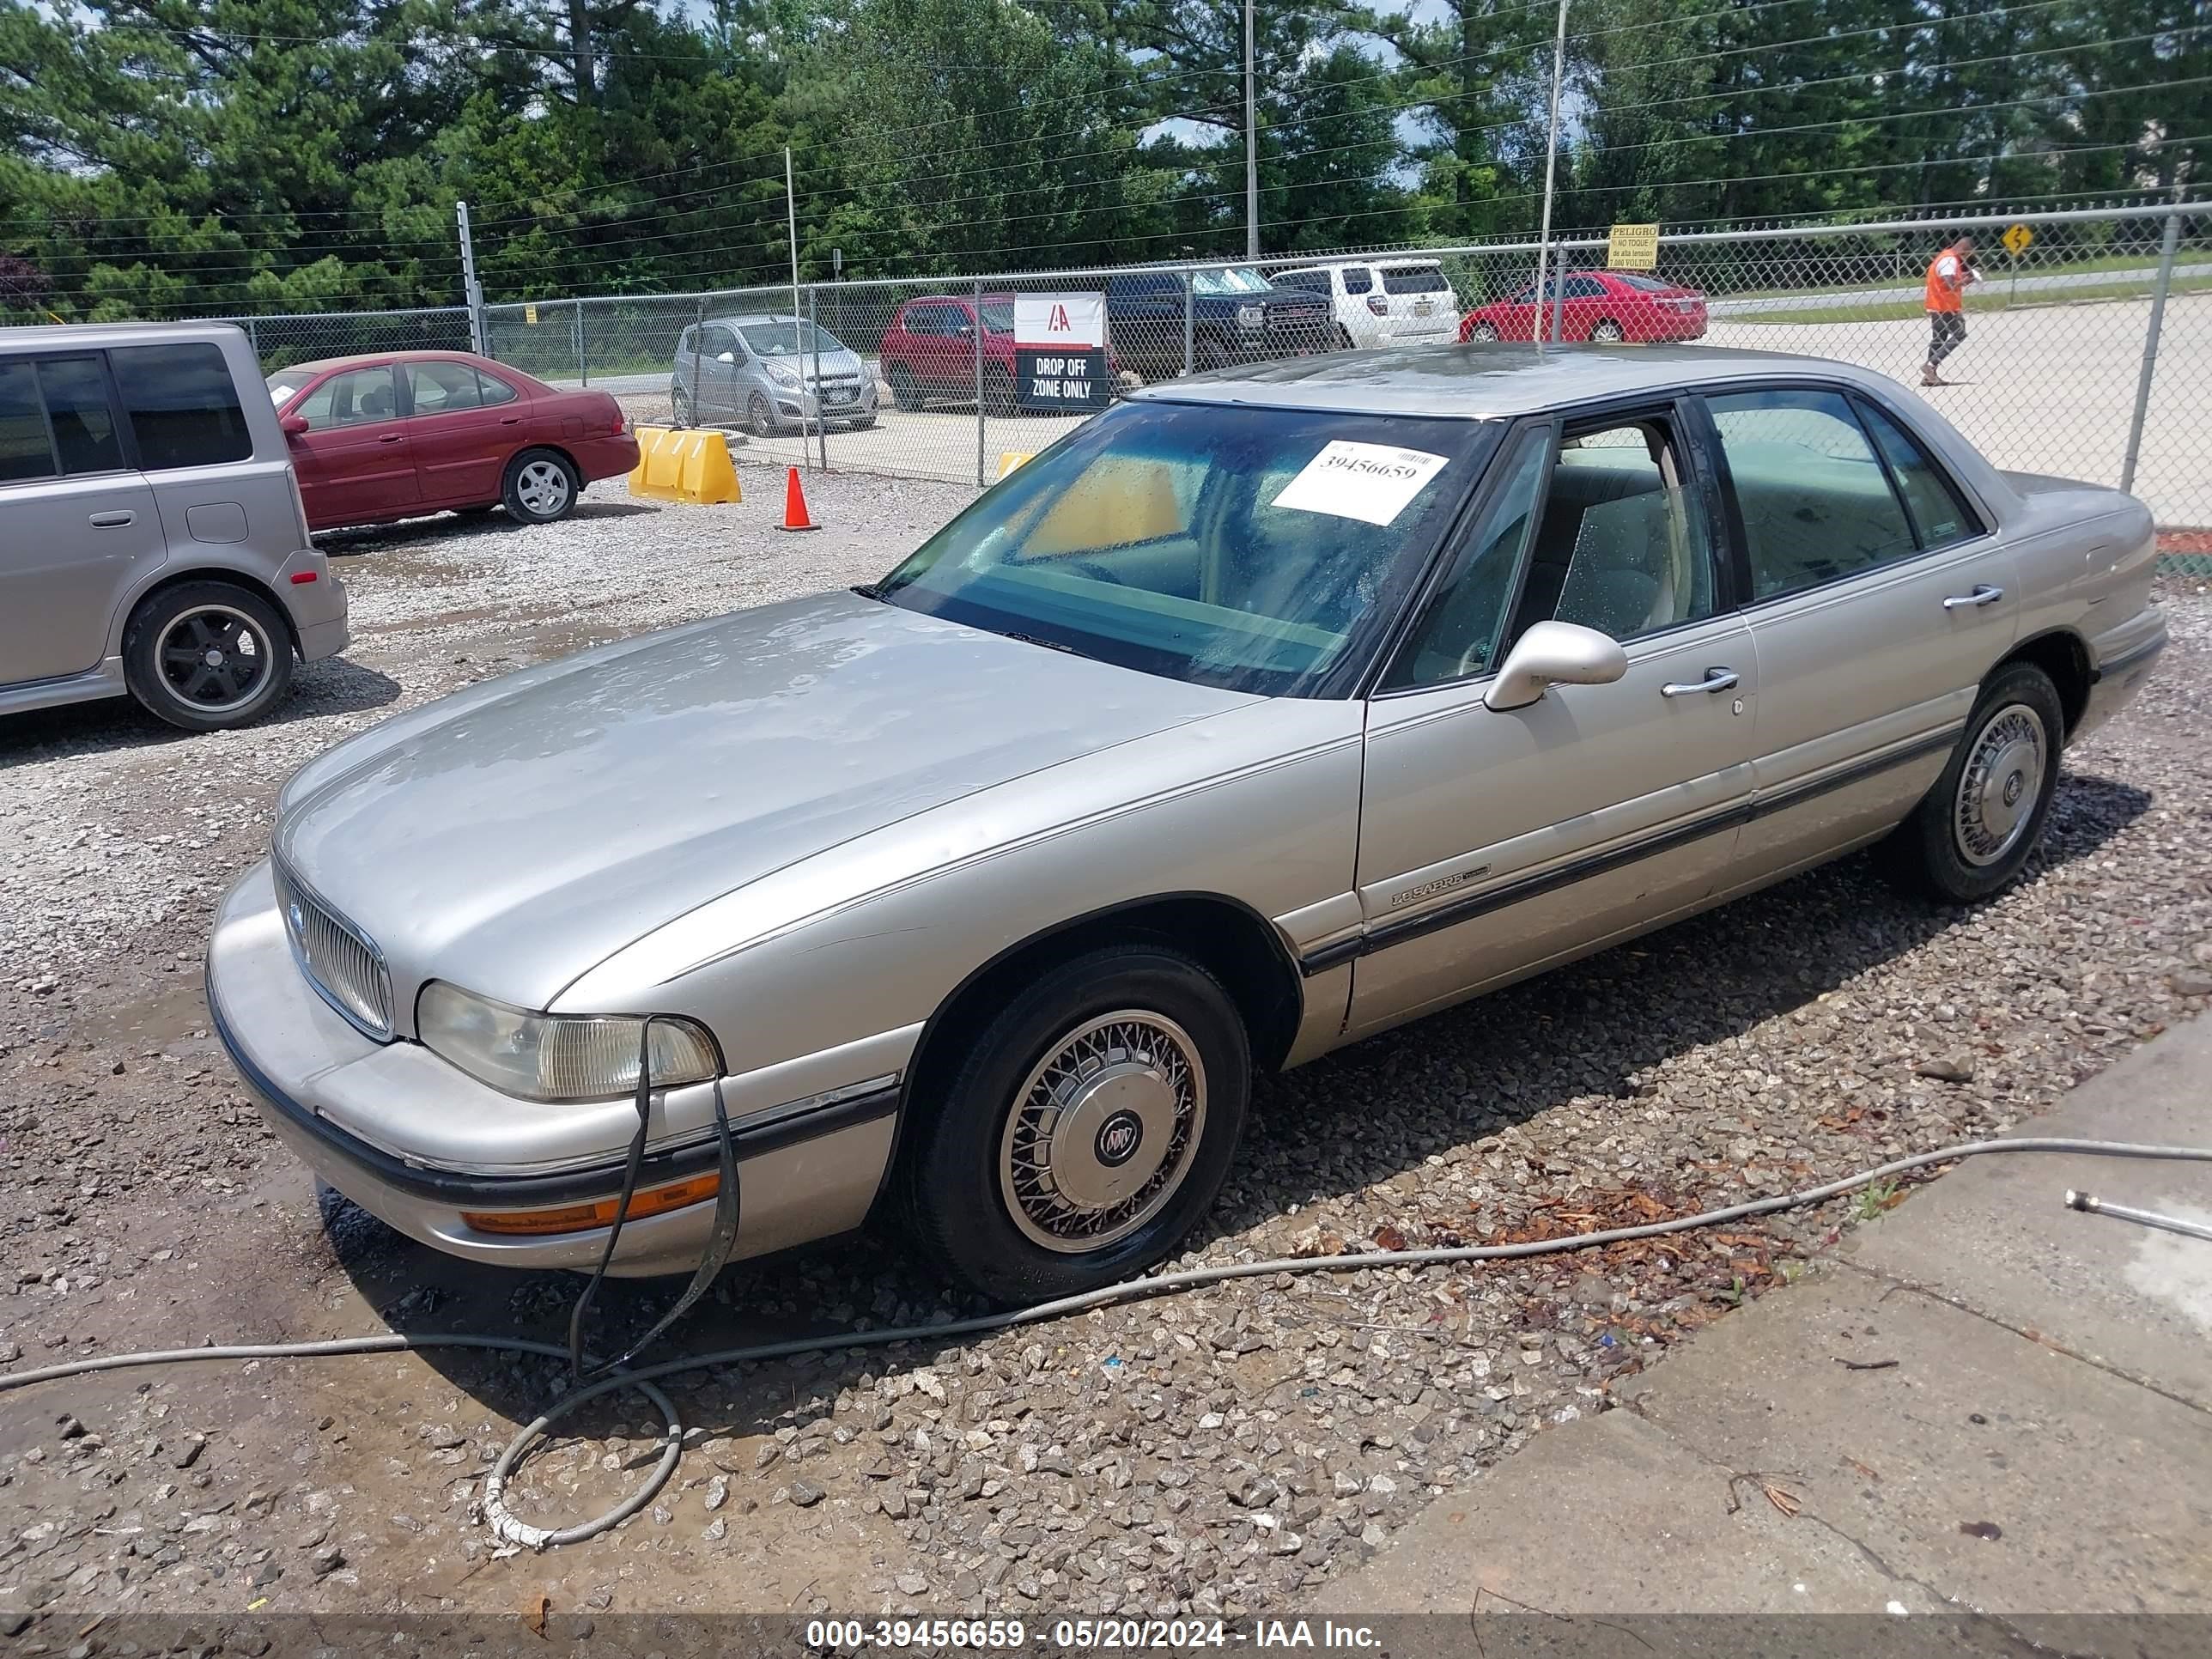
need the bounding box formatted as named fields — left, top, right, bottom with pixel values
left=872, top=399, right=1491, bottom=696
left=266, top=368, right=316, bottom=404
left=738, top=320, right=840, bottom=356
left=1192, top=268, right=1273, bottom=296
left=979, top=301, right=1015, bottom=333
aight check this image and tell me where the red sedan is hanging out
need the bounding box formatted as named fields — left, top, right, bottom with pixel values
left=1459, top=270, right=1708, bottom=345
left=264, top=350, right=639, bottom=532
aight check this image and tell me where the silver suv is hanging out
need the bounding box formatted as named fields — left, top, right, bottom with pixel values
left=0, top=321, right=348, bottom=731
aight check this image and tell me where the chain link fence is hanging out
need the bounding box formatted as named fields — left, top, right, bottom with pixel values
left=172, top=203, right=2205, bottom=526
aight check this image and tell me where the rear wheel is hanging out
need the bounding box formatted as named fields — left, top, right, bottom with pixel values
left=1329, top=324, right=1355, bottom=351
left=1879, top=661, right=2064, bottom=903
left=983, top=367, right=1018, bottom=418
left=123, top=580, right=293, bottom=732
left=1195, top=337, right=1231, bottom=373
left=501, top=448, right=578, bottom=524
left=889, top=366, right=922, bottom=411
left=901, top=945, right=1251, bottom=1305
left=1590, top=319, right=1626, bottom=343
left=1469, top=321, right=1499, bottom=343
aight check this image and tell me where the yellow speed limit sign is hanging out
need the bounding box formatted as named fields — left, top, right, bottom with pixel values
left=2002, top=223, right=2033, bottom=257
left=1607, top=222, right=1660, bottom=271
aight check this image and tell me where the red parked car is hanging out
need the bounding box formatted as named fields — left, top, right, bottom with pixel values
left=1459, top=270, right=1708, bottom=345
left=264, top=350, right=638, bottom=532
left=878, top=295, right=1117, bottom=416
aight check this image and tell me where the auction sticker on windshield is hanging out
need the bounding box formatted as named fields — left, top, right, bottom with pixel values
left=1271, top=440, right=1449, bottom=526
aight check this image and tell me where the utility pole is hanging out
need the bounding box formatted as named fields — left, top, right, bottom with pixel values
left=1243, top=0, right=1259, bottom=260
left=1532, top=0, right=1570, bottom=347
left=787, top=146, right=805, bottom=455
left=568, top=0, right=596, bottom=106
left=456, top=199, right=486, bottom=356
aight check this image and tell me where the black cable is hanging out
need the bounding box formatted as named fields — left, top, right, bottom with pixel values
left=564, top=1017, right=743, bottom=1386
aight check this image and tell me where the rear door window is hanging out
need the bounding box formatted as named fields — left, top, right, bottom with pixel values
left=39, top=357, right=127, bottom=474
left=406, top=360, right=486, bottom=416
left=0, top=360, right=54, bottom=482
left=1340, top=267, right=1373, bottom=295
left=1380, top=265, right=1450, bottom=295
left=1854, top=399, right=1984, bottom=548
left=109, top=343, right=249, bottom=471
left=475, top=368, right=520, bottom=407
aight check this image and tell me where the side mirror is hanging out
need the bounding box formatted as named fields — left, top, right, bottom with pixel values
left=715, top=350, right=737, bottom=365
left=1484, top=620, right=1628, bottom=712
left=280, top=413, right=310, bottom=436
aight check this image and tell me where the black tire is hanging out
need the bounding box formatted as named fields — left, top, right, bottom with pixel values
left=1195, top=337, right=1231, bottom=373
left=1590, top=319, right=1626, bottom=343
left=1330, top=325, right=1355, bottom=351
left=501, top=448, right=580, bottom=524
left=122, top=580, right=294, bottom=732
left=1469, top=322, right=1499, bottom=343
left=889, top=366, right=922, bottom=412
left=982, top=367, right=1018, bottom=418
left=849, top=414, right=878, bottom=430
left=1879, top=661, right=2065, bottom=904
left=747, top=391, right=779, bottom=436
left=900, top=944, right=1252, bottom=1305
left=670, top=382, right=693, bottom=427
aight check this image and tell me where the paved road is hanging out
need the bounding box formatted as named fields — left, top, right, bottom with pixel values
left=580, top=289, right=2212, bottom=526
left=1705, top=258, right=2212, bottom=316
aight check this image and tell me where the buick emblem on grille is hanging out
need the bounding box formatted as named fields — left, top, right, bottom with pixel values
left=287, top=900, right=306, bottom=937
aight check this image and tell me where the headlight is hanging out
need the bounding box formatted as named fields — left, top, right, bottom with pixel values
left=765, top=363, right=799, bottom=388
left=416, top=981, right=720, bottom=1103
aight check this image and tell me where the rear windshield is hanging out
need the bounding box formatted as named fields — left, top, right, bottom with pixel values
left=873, top=398, right=1491, bottom=697
left=1613, top=274, right=1679, bottom=293
left=980, top=301, right=1015, bottom=334
left=1379, top=265, right=1451, bottom=295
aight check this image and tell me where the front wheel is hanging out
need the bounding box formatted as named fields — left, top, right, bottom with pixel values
left=747, top=391, right=779, bottom=436
left=1879, top=661, right=2064, bottom=903
left=1468, top=322, right=1499, bottom=343
left=1589, top=319, right=1626, bottom=343
left=502, top=449, right=579, bottom=524
left=123, top=580, right=294, bottom=732
left=901, top=945, right=1251, bottom=1305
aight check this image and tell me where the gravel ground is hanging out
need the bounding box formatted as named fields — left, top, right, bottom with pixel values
left=0, top=484, right=2206, bottom=1633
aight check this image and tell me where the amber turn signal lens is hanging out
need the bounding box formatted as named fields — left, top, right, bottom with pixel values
left=462, top=1170, right=721, bottom=1237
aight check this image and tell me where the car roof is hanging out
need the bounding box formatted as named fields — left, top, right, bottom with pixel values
left=1279, top=257, right=1443, bottom=272
left=1128, top=343, right=1899, bottom=420
left=273, top=349, right=516, bottom=377
left=702, top=313, right=801, bottom=327
left=1, top=320, right=252, bottom=352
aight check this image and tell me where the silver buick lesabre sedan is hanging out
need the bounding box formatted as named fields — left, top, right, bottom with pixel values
left=209, top=345, right=2166, bottom=1305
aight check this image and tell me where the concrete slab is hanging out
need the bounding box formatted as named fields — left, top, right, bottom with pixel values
left=1326, top=1016, right=2212, bottom=1650
left=1844, top=1014, right=2212, bottom=1412
left=1323, top=1401, right=1935, bottom=1619
left=1619, top=1269, right=2212, bottom=1617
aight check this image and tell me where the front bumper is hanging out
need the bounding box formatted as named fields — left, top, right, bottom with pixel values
left=207, top=862, right=898, bottom=1277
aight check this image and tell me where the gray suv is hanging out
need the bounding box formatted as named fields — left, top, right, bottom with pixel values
left=0, top=322, right=347, bottom=731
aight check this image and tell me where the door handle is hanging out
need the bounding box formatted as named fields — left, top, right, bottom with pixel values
left=500, top=416, right=522, bottom=425
left=379, top=433, right=404, bottom=443
left=1661, top=666, right=1740, bottom=698
left=88, top=510, right=136, bottom=527
left=1942, top=583, right=2004, bottom=610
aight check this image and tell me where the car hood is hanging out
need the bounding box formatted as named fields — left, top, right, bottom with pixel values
left=273, top=591, right=1256, bottom=1018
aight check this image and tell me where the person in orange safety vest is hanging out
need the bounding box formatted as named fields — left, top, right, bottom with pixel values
left=1922, top=235, right=1980, bottom=386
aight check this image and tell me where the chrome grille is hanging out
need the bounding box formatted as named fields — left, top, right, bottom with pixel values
left=274, top=860, right=392, bottom=1039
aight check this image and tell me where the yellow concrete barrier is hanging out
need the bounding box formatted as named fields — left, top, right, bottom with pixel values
left=996, top=451, right=1034, bottom=481
left=628, top=426, right=741, bottom=506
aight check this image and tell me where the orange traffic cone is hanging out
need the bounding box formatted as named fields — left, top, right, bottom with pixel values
left=777, top=465, right=818, bottom=532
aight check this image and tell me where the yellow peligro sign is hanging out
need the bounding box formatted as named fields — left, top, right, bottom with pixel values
left=1607, top=222, right=1660, bottom=271
left=2002, top=223, right=2033, bottom=257
left=525, top=303, right=539, bottom=325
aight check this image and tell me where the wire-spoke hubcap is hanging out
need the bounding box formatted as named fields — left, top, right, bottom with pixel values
left=999, top=1012, right=1206, bottom=1254
left=155, top=605, right=269, bottom=712
left=1954, top=703, right=2047, bottom=866
left=515, top=460, right=570, bottom=517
